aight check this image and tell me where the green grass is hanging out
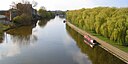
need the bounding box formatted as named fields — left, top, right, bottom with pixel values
left=0, top=23, right=10, bottom=30
left=85, top=30, right=128, bottom=53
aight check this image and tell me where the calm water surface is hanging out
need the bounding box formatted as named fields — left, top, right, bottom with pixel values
left=0, top=16, right=125, bottom=64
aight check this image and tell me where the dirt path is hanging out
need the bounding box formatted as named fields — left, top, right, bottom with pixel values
left=66, top=22, right=128, bottom=63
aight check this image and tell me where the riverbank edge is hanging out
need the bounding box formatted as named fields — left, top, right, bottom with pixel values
left=66, top=21, right=128, bottom=63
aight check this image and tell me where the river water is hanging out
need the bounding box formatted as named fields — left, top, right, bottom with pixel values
left=0, top=16, right=126, bottom=64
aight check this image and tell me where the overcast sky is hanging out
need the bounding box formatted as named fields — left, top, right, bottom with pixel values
left=0, top=0, right=128, bottom=11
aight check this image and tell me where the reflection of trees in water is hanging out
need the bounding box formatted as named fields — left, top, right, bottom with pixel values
left=0, top=25, right=37, bottom=59
left=11, top=35, right=37, bottom=46
left=38, top=19, right=50, bottom=28
left=66, top=25, right=125, bottom=64
left=58, top=15, right=66, bottom=19
left=6, top=26, right=37, bottom=46
left=0, top=33, right=4, bottom=43
left=6, top=26, right=32, bottom=36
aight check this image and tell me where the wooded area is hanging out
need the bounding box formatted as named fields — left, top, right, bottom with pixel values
left=66, top=7, right=128, bottom=46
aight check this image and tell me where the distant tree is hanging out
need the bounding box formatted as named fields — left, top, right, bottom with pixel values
left=38, top=7, right=47, bottom=18
left=38, top=6, right=55, bottom=19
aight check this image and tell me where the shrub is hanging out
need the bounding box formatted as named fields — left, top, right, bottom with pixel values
left=13, top=13, right=32, bottom=25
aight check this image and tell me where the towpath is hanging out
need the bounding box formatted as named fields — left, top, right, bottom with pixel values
left=66, top=22, right=128, bottom=63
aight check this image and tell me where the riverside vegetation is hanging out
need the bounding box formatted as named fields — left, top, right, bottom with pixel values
left=66, top=7, right=128, bottom=51
left=38, top=7, right=55, bottom=19
left=0, top=0, right=55, bottom=43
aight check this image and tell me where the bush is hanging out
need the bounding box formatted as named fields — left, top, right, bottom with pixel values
left=38, top=8, right=55, bottom=19
left=13, top=13, right=32, bottom=25
left=13, top=16, right=22, bottom=24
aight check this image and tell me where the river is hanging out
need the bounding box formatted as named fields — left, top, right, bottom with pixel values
left=0, top=16, right=126, bottom=64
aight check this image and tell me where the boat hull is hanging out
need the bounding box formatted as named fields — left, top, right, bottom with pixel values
left=84, top=40, right=94, bottom=48
left=83, top=35, right=99, bottom=48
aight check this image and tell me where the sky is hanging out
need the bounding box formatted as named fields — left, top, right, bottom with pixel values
left=0, top=0, right=128, bottom=11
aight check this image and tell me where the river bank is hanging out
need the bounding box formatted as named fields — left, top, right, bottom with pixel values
left=0, top=19, right=37, bottom=43
left=66, top=21, right=128, bottom=63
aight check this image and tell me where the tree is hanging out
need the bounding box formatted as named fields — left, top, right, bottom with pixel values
left=66, top=7, right=128, bottom=46
left=38, top=6, right=55, bottom=19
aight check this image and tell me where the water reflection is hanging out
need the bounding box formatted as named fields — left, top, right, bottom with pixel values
left=6, top=26, right=37, bottom=46
left=0, top=18, right=50, bottom=61
left=66, top=25, right=126, bottom=64
left=38, top=19, right=50, bottom=28
left=0, top=33, right=4, bottom=43
left=58, top=15, right=66, bottom=19
left=0, top=24, right=38, bottom=59
left=0, top=40, right=20, bottom=59
left=0, top=17, right=126, bottom=64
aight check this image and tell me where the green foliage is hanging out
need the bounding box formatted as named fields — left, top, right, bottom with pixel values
left=0, top=23, right=10, bottom=30
left=13, top=16, right=21, bottom=23
left=66, top=7, right=128, bottom=46
left=38, top=8, right=55, bottom=19
left=13, top=13, right=32, bottom=25
left=38, top=9, right=47, bottom=18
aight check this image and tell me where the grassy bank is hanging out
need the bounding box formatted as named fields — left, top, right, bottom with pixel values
left=67, top=22, right=128, bottom=63
left=85, top=29, right=128, bottom=52
left=0, top=23, right=10, bottom=30
left=66, top=7, right=128, bottom=52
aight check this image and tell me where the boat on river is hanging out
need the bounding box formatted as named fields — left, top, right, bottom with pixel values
left=63, top=20, right=66, bottom=23
left=83, top=35, right=98, bottom=48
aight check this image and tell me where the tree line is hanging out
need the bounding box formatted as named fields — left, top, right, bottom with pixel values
left=66, top=7, right=128, bottom=46
left=38, top=7, right=55, bottom=19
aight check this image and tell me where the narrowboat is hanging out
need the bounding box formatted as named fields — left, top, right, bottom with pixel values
left=84, top=40, right=94, bottom=48
left=83, top=35, right=98, bottom=48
